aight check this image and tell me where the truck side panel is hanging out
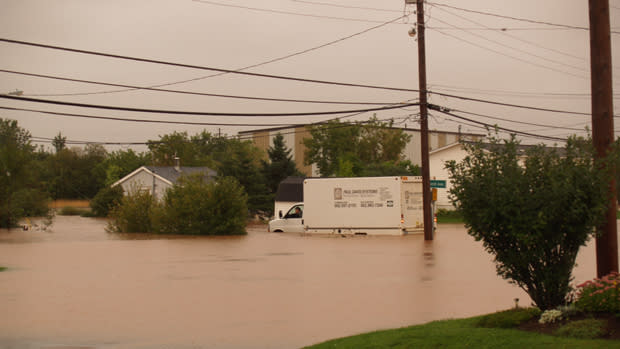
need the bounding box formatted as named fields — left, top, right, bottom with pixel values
left=303, top=177, right=408, bottom=233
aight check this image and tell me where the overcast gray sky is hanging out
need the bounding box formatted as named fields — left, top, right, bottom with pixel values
left=1, top=0, right=619, bottom=151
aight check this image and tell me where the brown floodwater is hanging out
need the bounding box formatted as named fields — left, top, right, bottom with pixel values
left=0, top=216, right=616, bottom=349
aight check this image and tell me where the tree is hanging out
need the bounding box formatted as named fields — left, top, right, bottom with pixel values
left=446, top=135, right=614, bottom=310
left=148, top=131, right=203, bottom=166
left=262, top=133, right=302, bottom=194
left=101, top=149, right=149, bottom=186
left=0, top=118, right=49, bottom=227
left=158, top=175, right=248, bottom=235
left=52, top=132, right=66, bottom=153
left=303, top=117, right=412, bottom=177
left=45, top=144, right=108, bottom=199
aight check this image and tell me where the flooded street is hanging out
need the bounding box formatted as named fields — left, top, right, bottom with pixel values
left=0, top=216, right=615, bottom=349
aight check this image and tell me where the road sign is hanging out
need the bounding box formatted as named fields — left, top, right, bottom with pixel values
left=430, top=180, right=446, bottom=188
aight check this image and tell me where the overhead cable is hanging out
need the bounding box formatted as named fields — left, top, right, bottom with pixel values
left=427, top=2, right=619, bottom=34
left=191, top=0, right=398, bottom=24
left=429, top=104, right=567, bottom=141
left=0, top=69, right=396, bottom=105
left=428, top=24, right=587, bottom=79
left=0, top=94, right=417, bottom=117
left=0, top=106, right=300, bottom=127
left=0, top=38, right=598, bottom=116
left=14, top=14, right=407, bottom=97
left=0, top=38, right=418, bottom=93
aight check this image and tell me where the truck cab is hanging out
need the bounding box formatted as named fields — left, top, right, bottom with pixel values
left=268, top=203, right=304, bottom=233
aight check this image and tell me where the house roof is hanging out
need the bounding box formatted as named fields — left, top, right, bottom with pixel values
left=112, top=166, right=217, bottom=188
left=145, top=166, right=217, bottom=184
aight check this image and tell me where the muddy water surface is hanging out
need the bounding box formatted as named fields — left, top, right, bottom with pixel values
left=0, top=216, right=613, bottom=349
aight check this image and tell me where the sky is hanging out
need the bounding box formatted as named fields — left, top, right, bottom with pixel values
left=1, top=0, right=619, bottom=151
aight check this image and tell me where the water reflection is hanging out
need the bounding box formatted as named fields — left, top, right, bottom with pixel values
left=0, top=216, right=616, bottom=349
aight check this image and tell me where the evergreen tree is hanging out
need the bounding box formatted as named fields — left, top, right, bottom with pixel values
left=262, top=133, right=302, bottom=194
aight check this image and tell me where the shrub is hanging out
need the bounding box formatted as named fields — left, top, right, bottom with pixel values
left=539, top=309, right=563, bottom=324
left=555, top=318, right=607, bottom=339
left=158, top=175, right=247, bottom=235
left=108, top=188, right=158, bottom=233
left=574, top=272, right=620, bottom=313
left=11, top=188, right=50, bottom=217
left=446, top=135, right=614, bottom=310
left=90, top=185, right=124, bottom=217
left=475, top=307, right=541, bottom=328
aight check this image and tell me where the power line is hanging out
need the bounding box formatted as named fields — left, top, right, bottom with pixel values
left=289, top=0, right=401, bottom=13
left=0, top=94, right=418, bottom=117
left=446, top=107, right=588, bottom=131
left=428, top=104, right=567, bottom=141
left=0, top=37, right=419, bottom=93
left=14, top=15, right=407, bottom=98
left=191, top=0, right=402, bottom=24
left=0, top=69, right=397, bottom=105
left=428, top=3, right=587, bottom=62
left=0, top=106, right=300, bottom=127
left=428, top=23, right=588, bottom=79
left=0, top=38, right=599, bottom=116
left=427, top=2, right=619, bottom=33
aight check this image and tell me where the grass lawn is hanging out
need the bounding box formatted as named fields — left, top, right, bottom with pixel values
left=305, top=315, right=620, bottom=348
left=0, top=267, right=6, bottom=272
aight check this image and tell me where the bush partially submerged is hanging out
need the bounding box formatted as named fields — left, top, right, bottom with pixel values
left=108, top=187, right=156, bottom=233
left=108, top=175, right=248, bottom=235
left=90, top=185, right=123, bottom=217
left=158, top=175, right=247, bottom=235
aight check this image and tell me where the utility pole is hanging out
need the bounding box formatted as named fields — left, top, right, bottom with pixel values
left=415, top=0, right=433, bottom=240
left=588, top=0, right=618, bottom=277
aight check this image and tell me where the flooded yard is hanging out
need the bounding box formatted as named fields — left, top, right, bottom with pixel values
left=0, top=216, right=614, bottom=349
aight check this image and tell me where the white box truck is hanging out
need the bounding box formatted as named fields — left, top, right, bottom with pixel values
left=268, top=176, right=426, bottom=235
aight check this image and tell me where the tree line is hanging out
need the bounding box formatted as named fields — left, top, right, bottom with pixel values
left=0, top=117, right=419, bottom=228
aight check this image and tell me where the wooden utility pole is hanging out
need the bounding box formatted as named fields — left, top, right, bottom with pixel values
left=588, top=0, right=618, bottom=277
left=416, top=0, right=433, bottom=240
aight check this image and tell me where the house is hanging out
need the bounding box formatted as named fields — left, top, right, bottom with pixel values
left=112, top=160, right=217, bottom=200
left=429, top=142, right=566, bottom=210
left=429, top=143, right=466, bottom=210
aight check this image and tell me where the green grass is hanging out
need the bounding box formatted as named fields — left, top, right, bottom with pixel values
left=436, top=209, right=464, bottom=224
left=0, top=267, right=7, bottom=272
left=304, top=312, right=620, bottom=349
left=556, top=319, right=607, bottom=339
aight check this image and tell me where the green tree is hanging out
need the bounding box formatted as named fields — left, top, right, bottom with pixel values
left=52, top=132, right=66, bottom=153
left=158, top=175, right=247, bottom=235
left=101, top=149, right=149, bottom=186
left=303, top=117, right=412, bottom=177
left=148, top=131, right=203, bottom=166
left=446, top=135, right=614, bottom=310
left=90, top=185, right=124, bottom=217
left=148, top=130, right=270, bottom=215
left=216, top=138, right=270, bottom=214
left=0, top=118, right=50, bottom=227
left=262, top=133, right=302, bottom=194
left=45, top=144, right=108, bottom=199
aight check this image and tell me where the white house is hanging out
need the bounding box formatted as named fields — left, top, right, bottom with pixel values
left=429, top=143, right=467, bottom=210
left=112, top=163, right=217, bottom=200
